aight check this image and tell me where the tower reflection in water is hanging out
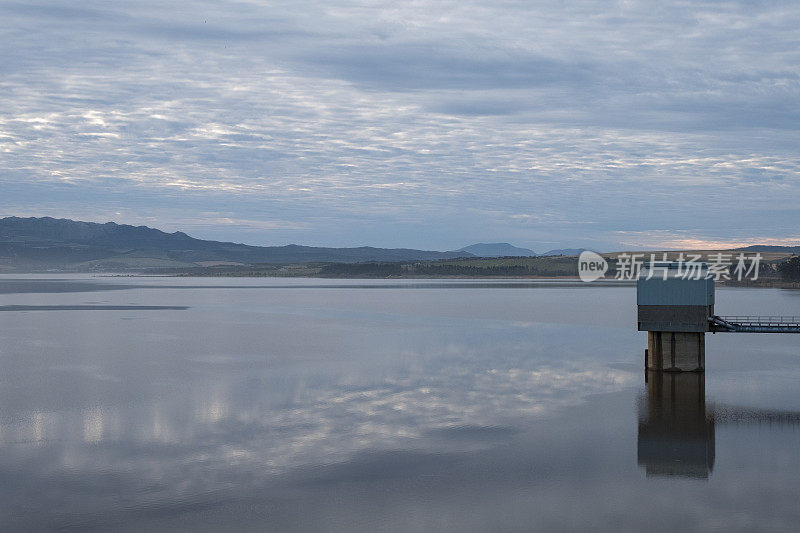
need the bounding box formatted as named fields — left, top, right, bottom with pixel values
left=638, top=371, right=715, bottom=479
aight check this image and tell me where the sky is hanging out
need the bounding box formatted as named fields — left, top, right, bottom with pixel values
left=1, top=0, right=799, bottom=252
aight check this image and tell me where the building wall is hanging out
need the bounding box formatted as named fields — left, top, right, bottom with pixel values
left=638, top=305, right=713, bottom=332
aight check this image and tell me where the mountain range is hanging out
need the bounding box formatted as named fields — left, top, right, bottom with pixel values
left=0, top=217, right=473, bottom=271
left=456, top=243, right=537, bottom=257
left=6, top=216, right=783, bottom=273
left=454, top=243, right=590, bottom=257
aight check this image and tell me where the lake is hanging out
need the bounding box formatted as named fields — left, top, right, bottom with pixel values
left=1, top=275, right=799, bottom=531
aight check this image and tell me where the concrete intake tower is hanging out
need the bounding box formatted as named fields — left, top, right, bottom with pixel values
left=637, top=261, right=800, bottom=372
left=638, top=262, right=713, bottom=372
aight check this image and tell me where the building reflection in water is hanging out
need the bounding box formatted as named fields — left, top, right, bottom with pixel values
left=637, top=371, right=715, bottom=479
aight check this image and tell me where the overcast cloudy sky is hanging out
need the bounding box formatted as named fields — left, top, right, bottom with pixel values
left=1, top=0, right=798, bottom=251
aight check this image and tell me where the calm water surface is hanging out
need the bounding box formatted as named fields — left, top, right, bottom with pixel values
left=1, top=275, right=799, bottom=532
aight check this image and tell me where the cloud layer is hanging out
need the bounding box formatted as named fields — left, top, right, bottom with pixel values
left=1, top=0, right=799, bottom=249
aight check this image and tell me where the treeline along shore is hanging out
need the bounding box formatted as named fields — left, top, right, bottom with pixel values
left=149, top=256, right=578, bottom=278
left=144, top=253, right=800, bottom=287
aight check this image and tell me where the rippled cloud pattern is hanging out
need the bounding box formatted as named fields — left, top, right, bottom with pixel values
left=2, top=1, right=799, bottom=249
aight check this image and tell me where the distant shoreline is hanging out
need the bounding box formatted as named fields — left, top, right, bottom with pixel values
left=97, top=272, right=800, bottom=288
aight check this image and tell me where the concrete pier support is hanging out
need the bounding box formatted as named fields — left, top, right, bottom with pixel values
left=646, top=331, right=705, bottom=372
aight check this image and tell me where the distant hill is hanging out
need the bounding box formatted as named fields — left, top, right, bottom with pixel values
left=457, top=243, right=536, bottom=257
left=540, top=248, right=586, bottom=256
left=0, top=217, right=472, bottom=271
left=733, top=245, right=800, bottom=254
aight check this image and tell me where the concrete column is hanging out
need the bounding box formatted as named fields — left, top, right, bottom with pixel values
left=647, top=331, right=704, bottom=372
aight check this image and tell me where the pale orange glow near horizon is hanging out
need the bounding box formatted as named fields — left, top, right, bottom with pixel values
left=618, top=235, right=800, bottom=250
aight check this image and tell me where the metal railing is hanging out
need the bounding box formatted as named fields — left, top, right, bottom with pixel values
left=710, top=315, right=800, bottom=333
left=716, top=316, right=800, bottom=327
